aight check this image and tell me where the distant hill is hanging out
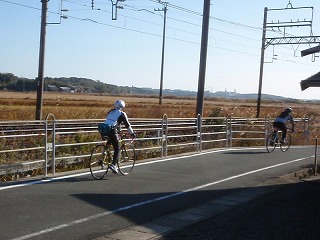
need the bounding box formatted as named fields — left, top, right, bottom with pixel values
left=0, top=72, right=301, bottom=101
left=208, top=91, right=291, bottom=100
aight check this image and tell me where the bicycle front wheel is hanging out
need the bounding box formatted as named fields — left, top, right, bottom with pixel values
left=89, top=144, right=109, bottom=180
left=118, top=143, right=136, bottom=175
left=280, top=134, right=292, bottom=152
left=266, top=132, right=276, bottom=153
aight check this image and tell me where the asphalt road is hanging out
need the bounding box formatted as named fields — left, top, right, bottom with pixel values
left=155, top=175, right=320, bottom=240
left=0, top=146, right=317, bottom=240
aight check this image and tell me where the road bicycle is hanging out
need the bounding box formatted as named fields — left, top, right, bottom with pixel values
left=266, top=127, right=292, bottom=153
left=89, top=132, right=136, bottom=179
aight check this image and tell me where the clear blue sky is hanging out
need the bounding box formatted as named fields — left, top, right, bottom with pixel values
left=1, top=0, right=320, bottom=99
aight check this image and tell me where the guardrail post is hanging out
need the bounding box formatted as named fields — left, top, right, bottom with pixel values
left=227, top=115, right=232, bottom=148
left=162, top=114, right=168, bottom=158
left=197, top=114, right=202, bottom=152
left=225, top=116, right=228, bottom=148
left=265, top=118, right=270, bottom=147
left=315, top=137, right=318, bottom=176
left=45, top=114, right=56, bottom=176
left=157, top=130, right=161, bottom=146
left=44, top=120, right=48, bottom=176
left=52, top=119, right=56, bottom=175
left=304, top=117, right=309, bottom=146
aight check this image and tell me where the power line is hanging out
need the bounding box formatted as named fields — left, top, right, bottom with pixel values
left=0, top=0, right=264, bottom=47
left=1, top=0, right=318, bottom=68
left=60, top=1, right=263, bottom=47
left=0, top=0, right=40, bottom=10
left=149, top=0, right=263, bottom=31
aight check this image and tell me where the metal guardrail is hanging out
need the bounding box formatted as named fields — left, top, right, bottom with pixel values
left=314, top=138, right=318, bottom=176
left=0, top=115, right=309, bottom=180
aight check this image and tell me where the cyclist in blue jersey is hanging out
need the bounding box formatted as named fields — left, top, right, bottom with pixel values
left=98, top=100, right=136, bottom=174
left=273, top=107, right=295, bottom=143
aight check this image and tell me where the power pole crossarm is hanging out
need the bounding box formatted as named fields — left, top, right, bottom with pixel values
left=265, top=36, right=320, bottom=48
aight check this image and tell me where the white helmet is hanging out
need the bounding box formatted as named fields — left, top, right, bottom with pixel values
left=114, top=100, right=125, bottom=110
left=285, top=107, right=292, bottom=113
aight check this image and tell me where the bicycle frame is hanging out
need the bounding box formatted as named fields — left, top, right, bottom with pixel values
left=89, top=131, right=136, bottom=179
left=266, top=127, right=292, bottom=153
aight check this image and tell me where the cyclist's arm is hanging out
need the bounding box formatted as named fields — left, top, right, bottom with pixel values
left=119, top=112, right=135, bottom=137
left=289, top=115, right=295, bottom=131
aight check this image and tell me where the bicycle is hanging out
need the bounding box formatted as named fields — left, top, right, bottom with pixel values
left=89, top=131, right=136, bottom=179
left=266, top=127, right=292, bottom=153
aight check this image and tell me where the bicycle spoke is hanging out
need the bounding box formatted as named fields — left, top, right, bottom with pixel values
left=118, top=143, right=136, bottom=175
left=266, top=132, right=276, bottom=153
left=280, top=134, right=292, bottom=152
left=89, top=145, right=109, bottom=180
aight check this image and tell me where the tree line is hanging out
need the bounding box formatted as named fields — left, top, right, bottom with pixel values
left=0, top=72, right=200, bottom=97
left=0, top=73, right=158, bottom=95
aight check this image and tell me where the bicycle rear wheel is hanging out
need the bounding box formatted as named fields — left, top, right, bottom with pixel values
left=89, top=144, right=110, bottom=180
left=118, top=143, right=136, bottom=175
left=280, top=133, right=292, bottom=152
left=266, top=132, right=276, bottom=153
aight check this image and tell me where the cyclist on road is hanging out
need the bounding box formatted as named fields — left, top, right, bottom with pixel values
left=98, top=100, right=136, bottom=174
left=273, top=107, right=295, bottom=143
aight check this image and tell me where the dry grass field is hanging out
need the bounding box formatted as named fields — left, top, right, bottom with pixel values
left=1, top=91, right=320, bottom=181
left=0, top=91, right=319, bottom=121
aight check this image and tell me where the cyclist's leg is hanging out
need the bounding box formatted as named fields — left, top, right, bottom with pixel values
left=273, top=122, right=286, bottom=141
left=271, top=122, right=280, bottom=142
left=105, top=129, right=118, bottom=164
left=279, top=123, right=287, bottom=141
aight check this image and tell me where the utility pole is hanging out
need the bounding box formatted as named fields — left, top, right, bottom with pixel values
left=155, top=1, right=168, bottom=105
left=36, top=0, right=49, bottom=120
left=196, top=0, right=211, bottom=116
left=256, top=7, right=268, bottom=118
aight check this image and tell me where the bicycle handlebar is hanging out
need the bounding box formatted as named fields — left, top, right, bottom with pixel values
left=273, top=127, right=294, bottom=132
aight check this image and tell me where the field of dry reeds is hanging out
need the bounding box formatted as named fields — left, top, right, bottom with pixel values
left=1, top=91, right=320, bottom=181
left=1, top=91, right=319, bottom=121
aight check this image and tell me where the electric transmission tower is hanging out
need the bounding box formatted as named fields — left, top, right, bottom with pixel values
left=256, top=1, right=320, bottom=118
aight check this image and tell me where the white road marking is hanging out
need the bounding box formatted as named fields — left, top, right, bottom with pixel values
left=0, top=147, right=255, bottom=191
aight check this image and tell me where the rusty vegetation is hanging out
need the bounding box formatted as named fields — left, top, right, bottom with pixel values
left=1, top=91, right=320, bottom=181
left=0, top=91, right=319, bottom=120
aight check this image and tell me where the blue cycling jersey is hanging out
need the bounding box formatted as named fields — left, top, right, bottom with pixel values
left=274, top=111, right=293, bottom=124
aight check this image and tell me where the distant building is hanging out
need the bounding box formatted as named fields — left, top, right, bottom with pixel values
left=59, top=87, right=71, bottom=92
left=47, top=85, right=58, bottom=91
